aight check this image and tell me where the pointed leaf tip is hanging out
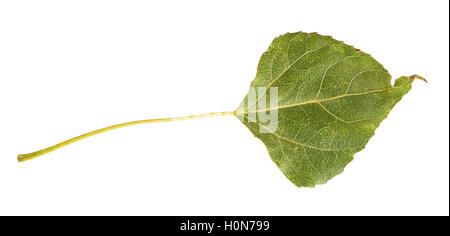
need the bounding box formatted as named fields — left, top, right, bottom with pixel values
left=410, top=74, right=427, bottom=83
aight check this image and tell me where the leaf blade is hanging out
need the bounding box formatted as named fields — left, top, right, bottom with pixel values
left=236, top=31, right=415, bottom=187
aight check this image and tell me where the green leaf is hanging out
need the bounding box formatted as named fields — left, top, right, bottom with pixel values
left=18, top=30, right=423, bottom=189
left=236, top=31, right=420, bottom=187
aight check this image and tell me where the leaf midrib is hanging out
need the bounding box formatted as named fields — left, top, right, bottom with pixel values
left=239, top=80, right=409, bottom=115
left=240, top=79, right=411, bottom=153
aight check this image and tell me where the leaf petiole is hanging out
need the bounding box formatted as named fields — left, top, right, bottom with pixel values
left=18, top=111, right=235, bottom=162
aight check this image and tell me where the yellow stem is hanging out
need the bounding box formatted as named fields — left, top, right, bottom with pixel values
left=18, top=111, right=236, bottom=162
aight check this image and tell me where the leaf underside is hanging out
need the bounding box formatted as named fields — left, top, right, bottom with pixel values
left=237, top=31, right=415, bottom=187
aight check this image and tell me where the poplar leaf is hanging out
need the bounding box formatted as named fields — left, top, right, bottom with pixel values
left=236, top=31, right=421, bottom=187
left=18, top=30, right=424, bottom=188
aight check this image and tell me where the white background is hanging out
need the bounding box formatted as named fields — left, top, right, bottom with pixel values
left=0, top=0, right=448, bottom=216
